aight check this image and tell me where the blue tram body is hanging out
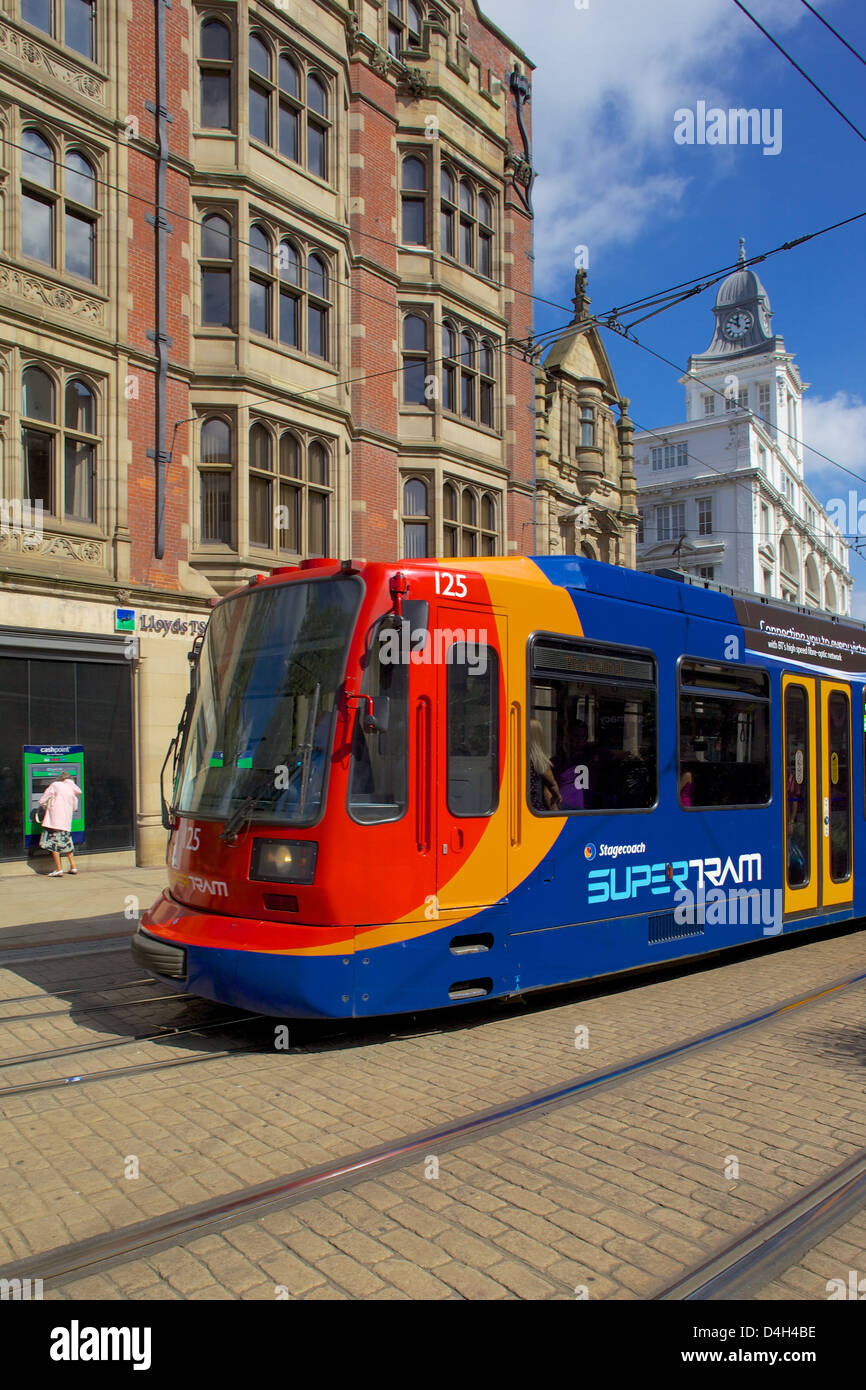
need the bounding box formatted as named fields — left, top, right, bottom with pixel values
left=135, top=557, right=866, bottom=1017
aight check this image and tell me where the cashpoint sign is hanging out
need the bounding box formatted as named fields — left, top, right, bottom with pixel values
left=23, top=745, right=85, bottom=849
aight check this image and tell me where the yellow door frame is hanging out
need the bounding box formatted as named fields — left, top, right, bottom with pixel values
left=781, top=675, right=818, bottom=915
left=819, top=680, right=854, bottom=908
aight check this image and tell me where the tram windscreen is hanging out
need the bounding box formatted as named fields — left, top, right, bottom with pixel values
left=175, top=578, right=361, bottom=826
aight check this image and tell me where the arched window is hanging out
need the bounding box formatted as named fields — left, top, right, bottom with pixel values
left=277, top=432, right=302, bottom=553
left=249, top=34, right=273, bottom=145
left=388, top=0, right=424, bottom=56
left=65, top=380, right=97, bottom=522
left=243, top=45, right=330, bottom=178
left=307, top=74, right=329, bottom=178
left=22, top=365, right=101, bottom=522
left=478, top=192, right=494, bottom=278
left=279, top=55, right=301, bottom=162
left=23, top=365, right=54, bottom=422
left=480, top=340, right=495, bottom=427
left=22, top=364, right=56, bottom=515
left=307, top=253, right=330, bottom=359
left=249, top=423, right=274, bottom=548
left=440, top=167, right=456, bottom=256
left=199, top=416, right=233, bottom=544
left=249, top=223, right=273, bottom=336
left=480, top=493, right=497, bottom=554
left=459, top=181, right=474, bottom=267
left=200, top=18, right=233, bottom=130
left=200, top=214, right=233, bottom=326
left=401, top=155, right=428, bottom=246
left=441, top=174, right=496, bottom=275
left=307, top=441, right=330, bottom=555
left=402, top=314, right=429, bottom=406
left=460, top=331, right=476, bottom=419
left=442, top=478, right=500, bottom=557
left=442, top=321, right=457, bottom=411
left=20, top=130, right=55, bottom=271
left=278, top=239, right=300, bottom=347
left=22, top=0, right=94, bottom=61
left=402, top=476, right=430, bottom=558
left=65, top=152, right=95, bottom=207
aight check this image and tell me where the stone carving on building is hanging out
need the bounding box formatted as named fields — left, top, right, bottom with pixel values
left=344, top=11, right=362, bottom=53
left=504, top=141, right=532, bottom=188
left=0, top=264, right=104, bottom=323
left=370, top=48, right=393, bottom=79
left=0, top=26, right=105, bottom=103
left=0, top=528, right=104, bottom=564
left=398, top=66, right=429, bottom=99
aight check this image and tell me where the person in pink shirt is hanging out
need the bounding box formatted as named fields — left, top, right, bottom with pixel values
left=37, top=770, right=82, bottom=876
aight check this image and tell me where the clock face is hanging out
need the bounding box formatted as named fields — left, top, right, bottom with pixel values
left=724, top=310, right=753, bottom=339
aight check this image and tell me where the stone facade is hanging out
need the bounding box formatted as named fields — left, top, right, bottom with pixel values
left=534, top=272, right=638, bottom=564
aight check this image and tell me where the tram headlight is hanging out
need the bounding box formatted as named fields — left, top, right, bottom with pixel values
left=250, top=838, right=318, bottom=885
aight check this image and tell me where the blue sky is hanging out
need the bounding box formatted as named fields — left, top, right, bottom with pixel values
left=482, top=0, right=866, bottom=612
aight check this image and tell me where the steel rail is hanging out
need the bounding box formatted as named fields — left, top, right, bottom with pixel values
left=656, top=1146, right=866, bottom=1300
left=4, top=963, right=866, bottom=1286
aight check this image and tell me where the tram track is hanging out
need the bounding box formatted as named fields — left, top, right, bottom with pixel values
left=0, top=1010, right=266, bottom=1098
left=4, top=961, right=866, bottom=1289
left=655, top=1145, right=866, bottom=1300
left=0, top=976, right=155, bottom=1009
left=0, top=989, right=193, bottom=1026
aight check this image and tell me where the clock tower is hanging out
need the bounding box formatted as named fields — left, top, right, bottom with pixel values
left=635, top=241, right=851, bottom=616
left=701, top=238, right=776, bottom=357
left=683, top=237, right=805, bottom=478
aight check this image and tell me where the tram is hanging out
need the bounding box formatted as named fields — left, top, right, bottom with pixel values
left=133, top=555, right=866, bottom=1018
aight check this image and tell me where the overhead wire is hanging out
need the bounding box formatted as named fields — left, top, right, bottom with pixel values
left=730, top=0, right=866, bottom=146
left=799, top=0, right=866, bottom=67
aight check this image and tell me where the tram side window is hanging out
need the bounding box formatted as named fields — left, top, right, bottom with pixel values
left=347, top=619, right=409, bottom=824
left=528, top=639, right=657, bottom=814
left=447, top=645, right=499, bottom=817
left=679, top=661, right=770, bottom=808
left=828, top=690, right=851, bottom=883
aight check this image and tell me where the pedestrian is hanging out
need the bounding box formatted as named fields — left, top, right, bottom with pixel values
left=529, top=719, right=561, bottom=811
left=37, top=769, right=82, bottom=876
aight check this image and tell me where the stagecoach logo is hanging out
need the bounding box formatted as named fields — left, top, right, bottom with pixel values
left=583, top=843, right=596, bottom=861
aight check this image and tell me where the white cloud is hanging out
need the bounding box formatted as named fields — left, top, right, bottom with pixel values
left=802, top=392, right=866, bottom=493
left=481, top=0, right=818, bottom=286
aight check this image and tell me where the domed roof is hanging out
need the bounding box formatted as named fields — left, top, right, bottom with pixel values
left=714, top=238, right=770, bottom=310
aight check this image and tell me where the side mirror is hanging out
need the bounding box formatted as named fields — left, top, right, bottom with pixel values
left=365, top=696, right=390, bottom=733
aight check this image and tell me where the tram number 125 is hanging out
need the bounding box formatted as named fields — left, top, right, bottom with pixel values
left=434, top=571, right=468, bottom=598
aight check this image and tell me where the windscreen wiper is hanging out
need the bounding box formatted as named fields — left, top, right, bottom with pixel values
left=218, top=759, right=299, bottom=845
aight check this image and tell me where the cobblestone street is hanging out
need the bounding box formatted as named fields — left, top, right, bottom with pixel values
left=3, top=868, right=866, bottom=1303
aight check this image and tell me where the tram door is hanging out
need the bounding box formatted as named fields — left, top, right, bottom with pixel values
left=782, top=676, right=853, bottom=915
left=819, top=681, right=853, bottom=909
left=434, top=610, right=508, bottom=918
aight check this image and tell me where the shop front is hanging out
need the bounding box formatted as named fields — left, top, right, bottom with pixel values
left=0, top=628, right=135, bottom=862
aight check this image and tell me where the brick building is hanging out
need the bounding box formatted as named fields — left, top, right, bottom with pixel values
left=0, top=0, right=535, bottom=867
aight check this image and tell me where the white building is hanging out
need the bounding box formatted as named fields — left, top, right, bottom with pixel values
left=634, top=243, right=851, bottom=615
